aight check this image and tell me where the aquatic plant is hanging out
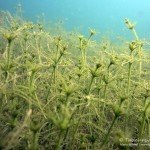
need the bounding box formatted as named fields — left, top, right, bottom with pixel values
left=0, top=12, right=149, bottom=150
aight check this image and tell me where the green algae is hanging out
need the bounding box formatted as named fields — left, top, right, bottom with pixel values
left=0, top=12, right=149, bottom=150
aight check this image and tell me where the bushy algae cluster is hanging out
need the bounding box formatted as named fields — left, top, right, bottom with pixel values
left=0, top=12, right=150, bottom=150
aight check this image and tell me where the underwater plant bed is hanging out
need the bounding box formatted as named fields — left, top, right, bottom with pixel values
left=0, top=12, right=150, bottom=150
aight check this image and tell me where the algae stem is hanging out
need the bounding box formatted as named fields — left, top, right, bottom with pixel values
left=138, top=101, right=150, bottom=149
left=100, top=116, right=117, bottom=148
left=6, top=42, right=11, bottom=69
left=132, top=28, right=139, bottom=41
left=55, top=130, right=63, bottom=150
left=87, top=76, right=94, bottom=94
left=132, top=28, right=143, bottom=80
left=127, top=62, right=132, bottom=95
left=35, top=38, right=42, bottom=64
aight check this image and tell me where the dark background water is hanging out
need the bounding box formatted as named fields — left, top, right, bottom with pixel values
left=0, top=0, right=150, bottom=39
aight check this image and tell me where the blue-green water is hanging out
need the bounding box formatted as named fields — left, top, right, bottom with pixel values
left=0, top=0, right=150, bottom=38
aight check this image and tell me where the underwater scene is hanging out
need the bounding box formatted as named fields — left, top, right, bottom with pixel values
left=0, top=0, right=150, bottom=149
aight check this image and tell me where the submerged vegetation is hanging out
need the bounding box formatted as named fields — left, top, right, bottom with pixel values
left=0, top=11, right=150, bottom=150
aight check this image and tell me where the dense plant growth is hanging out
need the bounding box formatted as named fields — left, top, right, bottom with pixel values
left=0, top=12, right=149, bottom=150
